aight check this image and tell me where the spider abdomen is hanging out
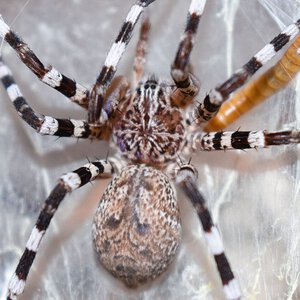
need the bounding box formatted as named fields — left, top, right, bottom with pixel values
left=92, top=165, right=181, bottom=287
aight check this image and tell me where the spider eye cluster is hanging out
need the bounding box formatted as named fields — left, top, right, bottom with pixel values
left=136, top=79, right=159, bottom=95
left=143, top=79, right=158, bottom=90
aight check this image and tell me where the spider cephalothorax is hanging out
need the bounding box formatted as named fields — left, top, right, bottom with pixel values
left=114, top=78, right=185, bottom=167
left=1, top=1, right=300, bottom=299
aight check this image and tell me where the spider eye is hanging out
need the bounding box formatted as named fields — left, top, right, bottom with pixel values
left=144, top=84, right=149, bottom=89
left=136, top=88, right=141, bottom=95
left=150, top=84, right=156, bottom=89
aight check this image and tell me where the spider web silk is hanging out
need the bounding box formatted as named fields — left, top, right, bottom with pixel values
left=0, top=1, right=299, bottom=300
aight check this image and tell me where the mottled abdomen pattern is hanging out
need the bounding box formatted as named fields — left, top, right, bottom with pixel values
left=92, top=165, right=181, bottom=287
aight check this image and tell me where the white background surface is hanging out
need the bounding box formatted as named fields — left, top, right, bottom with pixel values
left=0, top=0, right=299, bottom=299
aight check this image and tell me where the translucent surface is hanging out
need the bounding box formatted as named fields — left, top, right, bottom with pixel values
left=0, top=1, right=299, bottom=299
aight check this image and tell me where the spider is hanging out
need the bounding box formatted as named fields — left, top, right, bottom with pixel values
left=1, top=0, right=300, bottom=299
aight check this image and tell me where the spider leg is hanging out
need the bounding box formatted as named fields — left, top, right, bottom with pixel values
left=188, top=129, right=300, bottom=152
left=191, top=19, right=300, bottom=126
left=205, top=36, right=300, bottom=131
left=170, top=0, right=206, bottom=108
left=176, top=164, right=241, bottom=300
left=0, top=18, right=89, bottom=108
left=0, top=57, right=111, bottom=140
left=6, top=159, right=114, bottom=300
left=104, top=75, right=131, bottom=125
left=88, top=0, right=156, bottom=125
left=133, top=16, right=151, bottom=86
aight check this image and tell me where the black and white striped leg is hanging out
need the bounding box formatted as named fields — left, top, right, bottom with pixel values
left=176, top=164, right=241, bottom=300
left=88, top=0, right=156, bottom=124
left=170, top=0, right=206, bottom=108
left=133, top=16, right=151, bottom=85
left=188, top=129, right=300, bottom=151
left=192, top=19, right=300, bottom=125
left=6, top=160, right=114, bottom=300
left=0, top=58, right=110, bottom=140
left=0, top=18, right=89, bottom=108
